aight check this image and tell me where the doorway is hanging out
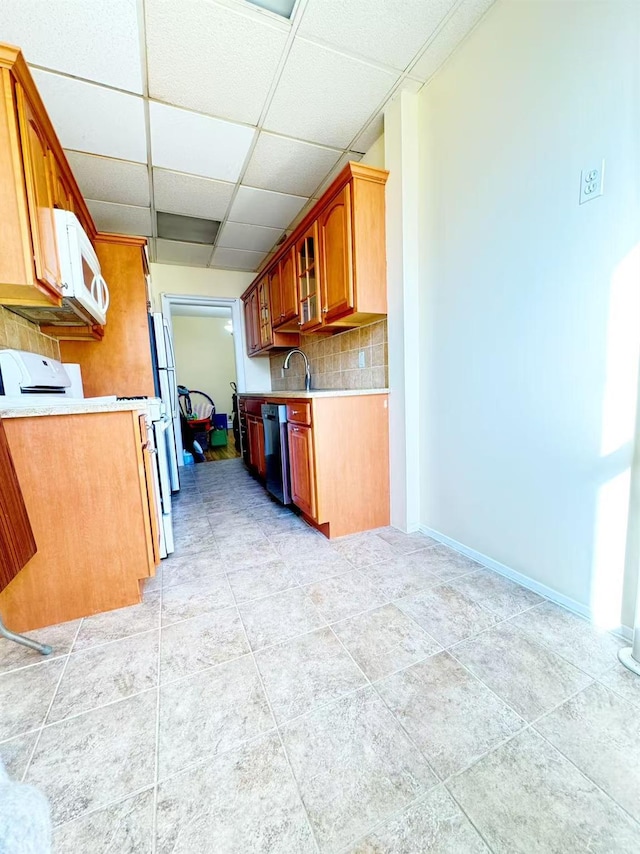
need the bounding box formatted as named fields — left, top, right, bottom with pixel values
left=161, top=295, right=246, bottom=466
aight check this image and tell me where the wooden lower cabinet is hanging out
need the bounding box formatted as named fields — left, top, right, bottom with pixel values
left=247, top=414, right=266, bottom=477
left=0, top=418, right=36, bottom=592
left=0, top=408, right=159, bottom=632
left=241, top=392, right=389, bottom=538
left=288, top=423, right=316, bottom=519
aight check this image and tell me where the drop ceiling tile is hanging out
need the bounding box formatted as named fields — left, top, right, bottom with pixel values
left=314, top=152, right=363, bottom=197
left=287, top=198, right=318, bottom=232
left=65, top=151, right=150, bottom=207
left=149, top=101, right=255, bottom=182
left=211, top=247, right=267, bottom=272
left=145, top=0, right=288, bottom=125
left=153, top=169, right=235, bottom=221
left=351, top=115, right=385, bottom=155
left=228, top=186, right=307, bottom=229
left=155, top=240, right=213, bottom=267
left=32, top=70, right=146, bottom=162
left=217, top=221, right=284, bottom=253
left=264, top=38, right=398, bottom=148
left=242, top=133, right=342, bottom=197
left=86, top=200, right=152, bottom=237
left=410, top=0, right=497, bottom=81
left=298, top=0, right=457, bottom=72
left=0, top=0, right=143, bottom=93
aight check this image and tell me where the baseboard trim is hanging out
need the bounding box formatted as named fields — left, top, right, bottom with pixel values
left=418, top=524, right=633, bottom=639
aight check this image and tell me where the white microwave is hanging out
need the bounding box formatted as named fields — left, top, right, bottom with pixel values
left=54, top=210, right=110, bottom=326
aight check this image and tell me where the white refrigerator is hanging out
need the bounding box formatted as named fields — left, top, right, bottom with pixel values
left=151, top=312, right=181, bottom=491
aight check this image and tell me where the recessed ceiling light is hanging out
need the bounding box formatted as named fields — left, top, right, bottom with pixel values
left=245, top=0, right=296, bottom=20
left=157, top=212, right=220, bottom=244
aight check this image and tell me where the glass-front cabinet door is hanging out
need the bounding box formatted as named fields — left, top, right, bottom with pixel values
left=296, top=223, right=322, bottom=331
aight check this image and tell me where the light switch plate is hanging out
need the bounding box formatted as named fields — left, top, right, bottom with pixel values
left=580, top=160, right=605, bottom=204
left=358, top=350, right=366, bottom=368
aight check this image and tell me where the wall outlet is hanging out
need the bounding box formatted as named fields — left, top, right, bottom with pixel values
left=580, top=160, right=605, bottom=204
left=358, top=350, right=366, bottom=368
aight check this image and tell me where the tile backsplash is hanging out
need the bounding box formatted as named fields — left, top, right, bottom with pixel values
left=270, top=319, right=388, bottom=391
left=0, top=306, right=60, bottom=360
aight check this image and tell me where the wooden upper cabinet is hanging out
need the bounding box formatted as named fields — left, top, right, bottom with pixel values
left=240, top=162, right=388, bottom=354
left=50, top=152, right=75, bottom=214
left=319, top=183, right=353, bottom=324
left=0, top=44, right=96, bottom=311
left=15, top=84, right=61, bottom=296
left=296, top=222, right=323, bottom=332
left=280, top=248, right=298, bottom=325
left=257, top=276, right=273, bottom=349
left=270, top=248, right=298, bottom=330
left=269, top=265, right=283, bottom=327
left=244, top=287, right=259, bottom=353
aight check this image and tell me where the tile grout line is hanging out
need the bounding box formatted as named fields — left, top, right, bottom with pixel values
left=20, top=618, right=84, bottom=783
left=221, top=565, right=323, bottom=854
left=151, top=564, right=163, bottom=854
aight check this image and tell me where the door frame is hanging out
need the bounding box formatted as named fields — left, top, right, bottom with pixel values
left=160, top=293, right=246, bottom=465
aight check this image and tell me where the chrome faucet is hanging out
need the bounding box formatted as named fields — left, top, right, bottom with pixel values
left=283, top=348, right=311, bottom=391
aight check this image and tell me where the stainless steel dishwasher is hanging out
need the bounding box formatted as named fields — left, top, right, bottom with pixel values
left=262, top=403, right=292, bottom=505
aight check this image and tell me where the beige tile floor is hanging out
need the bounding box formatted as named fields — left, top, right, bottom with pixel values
left=1, top=458, right=640, bottom=852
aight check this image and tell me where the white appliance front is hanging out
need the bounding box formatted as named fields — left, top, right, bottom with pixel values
left=55, top=209, right=109, bottom=326
left=145, top=399, right=174, bottom=558
left=153, top=312, right=180, bottom=490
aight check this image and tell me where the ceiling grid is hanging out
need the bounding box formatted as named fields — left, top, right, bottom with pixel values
left=0, top=0, right=496, bottom=270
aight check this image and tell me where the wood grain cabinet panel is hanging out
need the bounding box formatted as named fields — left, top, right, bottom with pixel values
left=0, top=418, right=36, bottom=593
left=319, top=184, right=353, bottom=323
left=280, top=249, right=298, bottom=325
left=59, top=236, right=154, bottom=397
left=288, top=422, right=316, bottom=519
left=247, top=414, right=266, bottom=477
left=15, top=84, right=61, bottom=295
left=257, top=276, right=273, bottom=349
left=269, top=265, right=283, bottom=327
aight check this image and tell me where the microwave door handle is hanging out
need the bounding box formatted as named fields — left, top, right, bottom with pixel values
left=90, top=275, right=100, bottom=303
left=99, top=276, right=110, bottom=312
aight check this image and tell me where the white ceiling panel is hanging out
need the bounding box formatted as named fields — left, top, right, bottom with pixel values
left=410, top=0, right=497, bottom=82
left=153, top=169, right=235, bottom=221
left=211, top=247, right=267, bottom=272
left=0, top=0, right=143, bottom=93
left=264, top=39, right=399, bottom=149
left=228, top=186, right=307, bottom=229
left=156, top=239, right=213, bottom=267
left=145, top=0, right=288, bottom=125
left=65, top=151, right=150, bottom=207
left=351, top=115, right=385, bottom=156
left=217, top=221, right=284, bottom=253
left=149, top=101, right=255, bottom=182
left=242, top=133, right=342, bottom=197
left=86, top=200, right=153, bottom=237
left=314, top=152, right=363, bottom=198
left=298, top=0, right=457, bottom=73
left=32, top=70, right=147, bottom=162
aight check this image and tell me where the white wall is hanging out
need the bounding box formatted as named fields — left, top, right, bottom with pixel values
left=418, top=0, right=640, bottom=629
left=172, top=315, right=237, bottom=417
left=149, top=262, right=271, bottom=392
